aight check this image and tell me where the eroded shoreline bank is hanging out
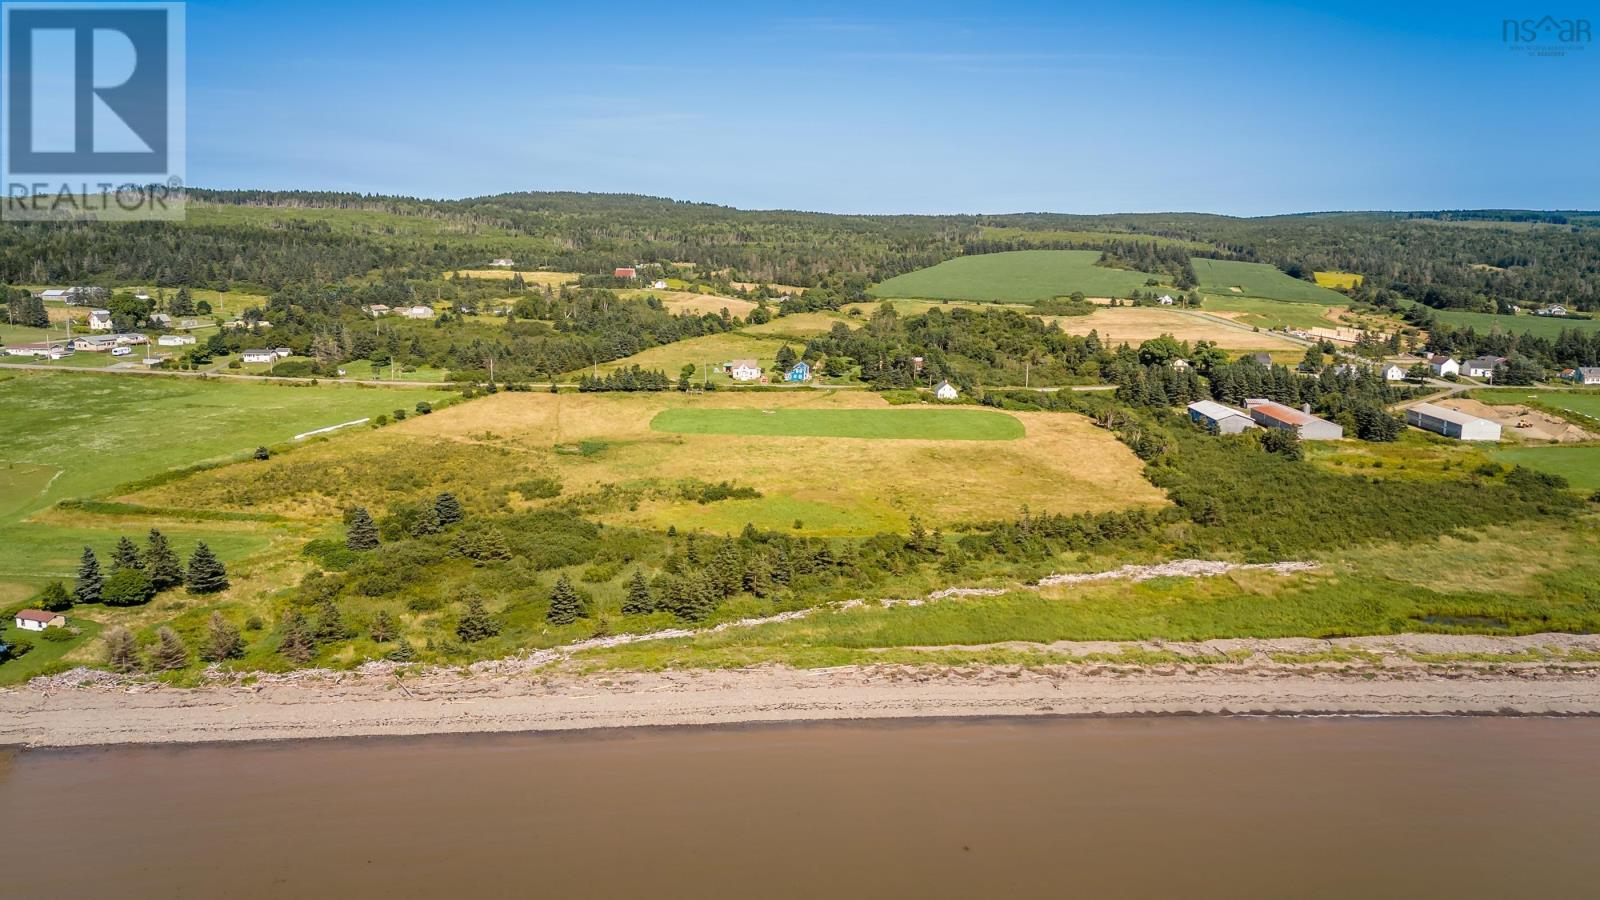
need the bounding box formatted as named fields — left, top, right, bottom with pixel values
left=5, top=631, right=1600, bottom=748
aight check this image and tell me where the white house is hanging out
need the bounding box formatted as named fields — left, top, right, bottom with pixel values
left=652, top=280, right=669, bottom=290
left=489, top=258, right=515, bottom=268
left=1428, top=355, right=1460, bottom=377
left=1172, top=358, right=1191, bottom=371
left=111, top=333, right=147, bottom=346
left=37, top=288, right=71, bottom=301
left=14, top=609, right=66, bottom=631
left=1156, top=294, right=1175, bottom=306
left=1381, top=364, right=1407, bottom=382
left=72, top=335, right=119, bottom=352
left=273, top=347, right=293, bottom=358
left=1461, top=356, right=1505, bottom=379
left=934, top=380, right=960, bottom=401
left=364, top=304, right=392, bottom=317
left=87, top=309, right=114, bottom=331
left=727, top=358, right=762, bottom=382
left=1535, top=305, right=1568, bottom=317
left=158, top=334, right=196, bottom=346
left=1564, top=367, right=1600, bottom=385
left=396, top=306, right=434, bottom=319
left=1406, top=403, right=1502, bottom=442
left=148, top=313, right=173, bottom=327
left=241, top=349, right=277, bottom=364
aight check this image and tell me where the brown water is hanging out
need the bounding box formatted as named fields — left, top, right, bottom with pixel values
left=6, top=717, right=1600, bottom=899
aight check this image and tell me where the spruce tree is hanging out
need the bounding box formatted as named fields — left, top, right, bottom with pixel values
left=456, top=597, right=501, bottom=642
left=370, top=609, right=397, bottom=643
left=278, top=611, right=315, bottom=664
left=313, top=600, right=352, bottom=643
left=111, top=536, right=144, bottom=571
left=387, top=637, right=416, bottom=662
left=346, top=507, right=380, bottom=551
left=149, top=627, right=190, bottom=671
left=546, top=575, right=584, bottom=625
left=103, top=567, right=155, bottom=606
left=104, top=627, right=140, bottom=673
left=433, top=492, right=463, bottom=526
left=37, top=581, right=73, bottom=612
left=622, top=569, right=654, bottom=615
left=185, top=542, right=230, bottom=594
left=75, top=547, right=103, bottom=604
left=202, top=612, right=245, bottom=662
left=145, top=529, right=182, bottom=591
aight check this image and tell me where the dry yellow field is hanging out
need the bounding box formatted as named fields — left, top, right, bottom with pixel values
left=1037, top=308, right=1303, bottom=350
left=132, top=391, right=1162, bottom=537
left=621, top=290, right=757, bottom=317
left=402, top=391, right=1165, bottom=535
left=574, top=332, right=793, bottom=382
left=448, top=270, right=580, bottom=287
left=1313, top=271, right=1364, bottom=289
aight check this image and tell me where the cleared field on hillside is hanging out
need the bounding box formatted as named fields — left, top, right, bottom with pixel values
left=448, top=270, right=580, bottom=287
left=576, top=332, right=794, bottom=383
left=741, top=311, right=856, bottom=337
left=620, top=290, right=756, bottom=318
left=1191, top=259, right=1348, bottom=304
left=1038, top=308, right=1303, bottom=350
left=652, top=408, right=1024, bottom=441
left=1424, top=306, right=1600, bottom=339
left=871, top=250, right=1164, bottom=303
left=1202, top=296, right=1345, bottom=331
left=171, top=391, right=1159, bottom=537
left=1314, top=271, right=1363, bottom=289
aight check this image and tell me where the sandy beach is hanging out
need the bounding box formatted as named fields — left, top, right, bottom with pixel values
left=5, top=632, right=1600, bottom=748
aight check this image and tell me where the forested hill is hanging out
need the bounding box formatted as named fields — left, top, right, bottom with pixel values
left=1, top=190, right=1596, bottom=310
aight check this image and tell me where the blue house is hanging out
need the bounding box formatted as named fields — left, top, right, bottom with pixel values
left=784, top=361, right=811, bottom=382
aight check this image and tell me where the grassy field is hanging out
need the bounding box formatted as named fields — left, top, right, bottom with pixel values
left=574, top=332, right=797, bottom=384
left=1313, top=271, right=1363, bottom=289
left=740, top=311, right=855, bottom=338
left=871, top=250, right=1165, bottom=303
left=1038, top=307, right=1303, bottom=350
left=1423, top=306, right=1600, bottom=339
left=1489, top=446, right=1600, bottom=492
left=0, top=372, right=453, bottom=604
left=1201, top=295, right=1345, bottom=331
left=447, top=269, right=580, bottom=287
left=158, top=390, right=1161, bottom=537
left=976, top=226, right=1214, bottom=251
left=651, top=408, right=1025, bottom=441
left=1191, top=259, right=1348, bottom=304
left=334, top=360, right=453, bottom=382
left=620, top=290, right=757, bottom=318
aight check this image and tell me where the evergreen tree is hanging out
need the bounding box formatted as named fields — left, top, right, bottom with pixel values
left=433, top=492, right=464, bottom=526
left=546, top=574, right=584, bottom=625
left=149, top=627, right=190, bottom=671
left=75, top=547, right=103, bottom=604
left=622, top=569, right=654, bottom=615
left=313, top=600, right=353, bottom=644
left=145, top=529, right=183, bottom=590
left=387, top=637, right=416, bottom=662
left=346, top=507, right=381, bottom=551
left=456, top=597, right=501, bottom=642
left=37, top=581, right=73, bottom=612
left=185, top=542, right=230, bottom=594
left=411, top=506, right=442, bottom=536
left=202, top=612, right=245, bottom=662
left=370, top=609, right=398, bottom=643
left=278, top=611, right=315, bottom=664
left=104, top=627, right=140, bottom=673
left=111, top=536, right=144, bottom=571
left=776, top=344, right=798, bottom=370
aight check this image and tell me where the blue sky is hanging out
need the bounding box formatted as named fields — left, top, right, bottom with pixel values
left=184, top=0, right=1599, bottom=215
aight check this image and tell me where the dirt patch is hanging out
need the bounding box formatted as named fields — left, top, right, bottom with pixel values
left=1439, top=398, right=1597, bottom=443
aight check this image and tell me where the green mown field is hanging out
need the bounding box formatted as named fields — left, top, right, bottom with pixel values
left=651, top=407, right=1026, bottom=441
left=1200, top=296, right=1343, bottom=330
left=1190, top=258, right=1349, bottom=304
left=870, top=250, right=1164, bottom=302
left=1489, top=446, right=1600, bottom=492
left=1423, top=306, right=1600, bottom=339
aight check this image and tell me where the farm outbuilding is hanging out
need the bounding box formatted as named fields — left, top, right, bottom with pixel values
left=934, top=380, right=960, bottom=401
left=1187, top=400, right=1256, bottom=434
left=1245, top=399, right=1344, bottom=440
left=1405, top=402, right=1502, bottom=442
left=14, top=609, right=66, bottom=631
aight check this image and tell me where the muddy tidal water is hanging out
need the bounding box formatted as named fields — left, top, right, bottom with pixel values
left=6, top=717, right=1600, bottom=899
